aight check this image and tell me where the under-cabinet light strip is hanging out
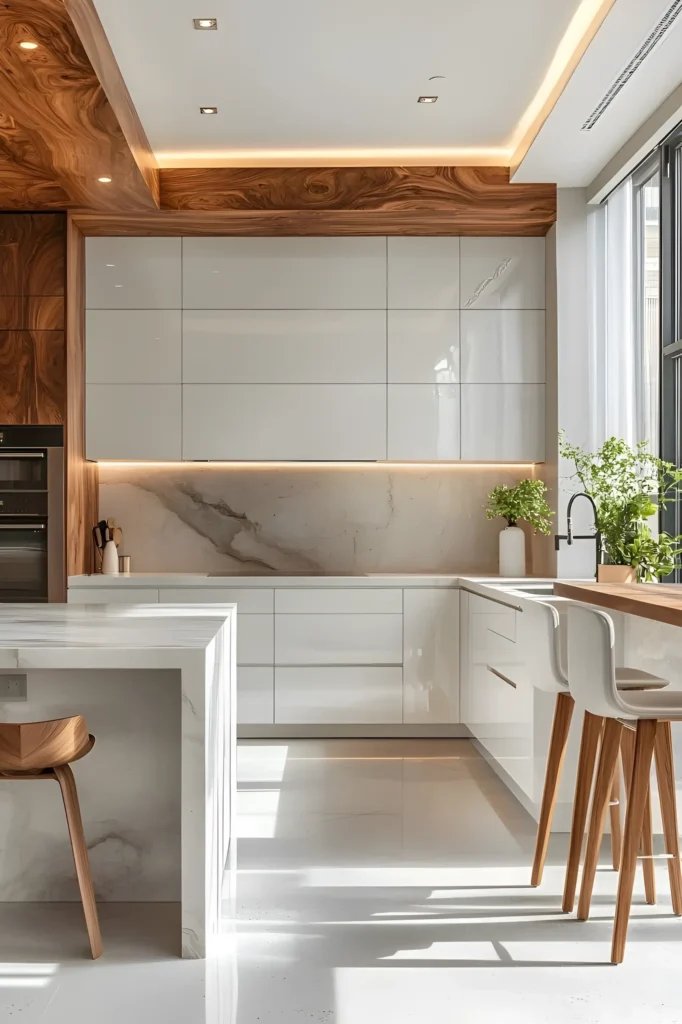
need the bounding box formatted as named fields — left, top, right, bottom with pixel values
left=97, top=461, right=538, bottom=469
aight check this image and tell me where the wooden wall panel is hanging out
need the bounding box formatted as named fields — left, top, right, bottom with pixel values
left=0, top=213, right=66, bottom=424
left=65, top=216, right=98, bottom=576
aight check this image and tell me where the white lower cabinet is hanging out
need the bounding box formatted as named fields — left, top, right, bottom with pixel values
left=403, top=589, right=459, bottom=723
left=238, top=667, right=274, bottom=724
left=275, top=613, right=403, bottom=665
left=274, top=667, right=403, bottom=724
left=68, top=587, right=160, bottom=604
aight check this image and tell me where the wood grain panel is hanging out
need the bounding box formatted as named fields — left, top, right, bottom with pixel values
left=0, top=330, right=65, bottom=424
left=65, top=216, right=98, bottom=576
left=554, top=582, right=682, bottom=628
left=0, top=296, right=64, bottom=330
left=0, top=214, right=65, bottom=295
left=0, top=114, right=71, bottom=208
left=0, top=0, right=158, bottom=210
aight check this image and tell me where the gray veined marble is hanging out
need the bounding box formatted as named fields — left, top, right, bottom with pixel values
left=99, top=464, right=536, bottom=575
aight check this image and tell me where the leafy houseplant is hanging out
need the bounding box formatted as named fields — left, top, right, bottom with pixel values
left=559, top=434, right=682, bottom=582
left=485, top=480, right=553, bottom=577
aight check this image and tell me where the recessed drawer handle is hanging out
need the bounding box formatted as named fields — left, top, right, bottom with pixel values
left=487, top=664, right=517, bottom=689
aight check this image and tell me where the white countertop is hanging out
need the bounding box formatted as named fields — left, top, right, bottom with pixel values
left=68, top=572, right=553, bottom=591
left=0, top=603, right=233, bottom=651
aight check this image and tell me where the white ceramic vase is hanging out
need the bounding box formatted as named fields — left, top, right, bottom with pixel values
left=499, top=525, right=526, bottom=578
left=101, top=539, right=119, bottom=575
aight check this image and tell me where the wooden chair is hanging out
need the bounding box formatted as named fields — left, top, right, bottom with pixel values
left=0, top=715, right=102, bottom=959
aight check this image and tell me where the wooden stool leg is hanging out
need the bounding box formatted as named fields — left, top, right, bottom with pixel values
left=621, top=727, right=656, bottom=903
left=53, top=764, right=102, bottom=959
left=531, top=692, right=574, bottom=886
left=612, top=719, right=657, bottom=964
left=577, top=718, right=623, bottom=920
left=609, top=761, right=622, bottom=870
left=654, top=720, right=682, bottom=916
left=562, top=710, right=603, bottom=913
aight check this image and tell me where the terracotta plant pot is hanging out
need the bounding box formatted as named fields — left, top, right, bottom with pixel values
left=597, top=564, right=637, bottom=584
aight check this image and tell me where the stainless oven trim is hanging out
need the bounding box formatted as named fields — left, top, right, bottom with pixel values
left=47, top=447, right=65, bottom=602
left=0, top=523, right=46, bottom=529
left=0, top=452, right=44, bottom=458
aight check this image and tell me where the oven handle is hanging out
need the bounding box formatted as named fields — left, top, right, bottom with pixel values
left=0, top=523, right=46, bottom=529
left=0, top=452, right=44, bottom=458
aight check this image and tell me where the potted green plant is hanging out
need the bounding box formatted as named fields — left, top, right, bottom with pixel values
left=485, top=480, right=553, bottom=577
left=559, top=434, right=682, bottom=582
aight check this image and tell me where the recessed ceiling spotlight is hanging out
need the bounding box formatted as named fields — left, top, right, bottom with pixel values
left=193, top=18, right=217, bottom=29
left=418, top=96, right=438, bottom=104
left=19, top=41, right=38, bottom=49
left=98, top=176, right=112, bottom=183
left=200, top=106, right=218, bottom=114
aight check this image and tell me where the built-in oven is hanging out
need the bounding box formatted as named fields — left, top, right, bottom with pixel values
left=0, top=426, right=64, bottom=602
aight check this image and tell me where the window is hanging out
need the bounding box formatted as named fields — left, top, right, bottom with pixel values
left=633, top=159, right=660, bottom=454
left=660, top=124, right=682, bottom=563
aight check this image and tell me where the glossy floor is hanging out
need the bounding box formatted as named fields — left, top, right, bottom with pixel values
left=2, top=738, right=682, bottom=1022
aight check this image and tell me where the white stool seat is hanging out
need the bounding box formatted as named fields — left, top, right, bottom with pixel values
left=615, top=668, right=669, bottom=690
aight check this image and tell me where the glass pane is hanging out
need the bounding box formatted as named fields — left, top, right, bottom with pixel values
left=638, top=171, right=660, bottom=452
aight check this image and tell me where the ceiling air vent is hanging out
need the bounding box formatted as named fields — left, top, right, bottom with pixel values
left=581, top=0, right=682, bottom=130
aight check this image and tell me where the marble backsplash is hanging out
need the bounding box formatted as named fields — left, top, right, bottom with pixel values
left=98, top=464, right=536, bottom=575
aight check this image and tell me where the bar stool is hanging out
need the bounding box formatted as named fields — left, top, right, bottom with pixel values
left=0, top=715, right=102, bottom=959
left=528, top=599, right=668, bottom=898
left=566, top=602, right=682, bottom=963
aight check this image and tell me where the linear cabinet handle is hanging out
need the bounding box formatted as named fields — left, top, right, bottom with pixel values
left=0, top=523, right=46, bottom=530
left=0, top=452, right=44, bottom=458
left=487, top=664, right=518, bottom=689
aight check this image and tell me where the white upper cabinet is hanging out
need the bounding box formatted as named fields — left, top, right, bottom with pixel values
left=182, top=384, right=387, bottom=461
left=461, top=384, right=545, bottom=462
left=460, top=310, right=545, bottom=383
left=182, top=237, right=386, bottom=309
left=460, top=237, right=545, bottom=310
left=387, top=237, right=460, bottom=308
left=85, top=238, right=181, bottom=309
left=387, top=310, right=459, bottom=383
left=86, top=310, right=182, bottom=384
left=387, top=385, right=461, bottom=461
left=86, top=384, right=182, bottom=460
left=182, top=309, right=386, bottom=384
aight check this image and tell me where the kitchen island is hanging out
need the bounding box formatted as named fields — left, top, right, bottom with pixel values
left=0, top=603, right=236, bottom=959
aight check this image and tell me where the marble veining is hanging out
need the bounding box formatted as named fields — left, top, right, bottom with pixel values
left=99, top=464, right=532, bottom=575
left=462, top=257, right=513, bottom=308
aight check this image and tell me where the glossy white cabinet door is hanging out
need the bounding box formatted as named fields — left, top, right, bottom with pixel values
left=86, top=384, right=182, bottom=460
left=238, top=667, right=274, bottom=724
left=460, top=310, right=545, bottom=383
left=182, top=384, right=386, bottom=461
left=275, top=588, right=402, bottom=614
left=275, top=614, right=403, bottom=665
left=86, top=310, right=182, bottom=384
left=387, top=237, right=460, bottom=309
left=387, top=310, right=460, bottom=383
left=387, top=384, right=460, bottom=460
left=460, top=384, right=545, bottom=462
left=460, top=238, right=545, bottom=310
left=86, top=238, right=182, bottom=309
left=159, top=588, right=274, bottom=613
left=275, top=667, right=403, bottom=724
left=182, top=237, right=386, bottom=309
left=68, top=588, right=160, bottom=603
left=403, top=589, right=459, bottom=724
left=182, top=309, right=386, bottom=384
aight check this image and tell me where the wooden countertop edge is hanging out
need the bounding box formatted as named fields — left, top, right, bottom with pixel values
left=553, top=582, right=682, bottom=628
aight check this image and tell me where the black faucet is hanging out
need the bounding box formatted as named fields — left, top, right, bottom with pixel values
left=555, top=492, right=602, bottom=578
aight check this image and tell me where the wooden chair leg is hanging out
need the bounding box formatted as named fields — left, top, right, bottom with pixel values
left=562, top=710, right=603, bottom=913
left=609, top=761, right=622, bottom=870
left=53, top=764, right=102, bottom=959
left=612, top=719, right=657, bottom=964
left=621, top=727, right=656, bottom=903
left=654, top=720, right=682, bottom=916
left=577, top=718, right=623, bottom=920
left=531, top=692, right=574, bottom=887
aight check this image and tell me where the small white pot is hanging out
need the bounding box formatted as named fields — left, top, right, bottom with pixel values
left=499, top=525, right=526, bottom=578
left=101, top=539, right=119, bottom=575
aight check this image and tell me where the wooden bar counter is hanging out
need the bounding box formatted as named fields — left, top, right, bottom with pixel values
left=553, top=581, right=682, bottom=629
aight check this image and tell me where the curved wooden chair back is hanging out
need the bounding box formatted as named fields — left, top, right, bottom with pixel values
left=0, top=715, right=94, bottom=772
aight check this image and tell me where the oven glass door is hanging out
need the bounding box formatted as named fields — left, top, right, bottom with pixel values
left=0, top=522, right=48, bottom=601
left=0, top=451, right=47, bottom=491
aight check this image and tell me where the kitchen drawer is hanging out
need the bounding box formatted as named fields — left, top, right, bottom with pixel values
left=68, top=588, right=159, bottom=604
left=275, top=666, right=403, bottom=724
left=275, top=588, right=402, bottom=614
left=160, top=587, right=274, bottom=613
left=275, top=614, right=403, bottom=665
left=237, top=615, right=274, bottom=665
left=238, top=667, right=274, bottom=724
left=468, top=595, right=517, bottom=642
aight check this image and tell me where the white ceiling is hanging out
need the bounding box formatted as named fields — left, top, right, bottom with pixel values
left=93, top=0, right=582, bottom=165
left=513, top=0, right=682, bottom=186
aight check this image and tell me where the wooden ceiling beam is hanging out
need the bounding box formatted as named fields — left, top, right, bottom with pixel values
left=0, top=0, right=158, bottom=211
